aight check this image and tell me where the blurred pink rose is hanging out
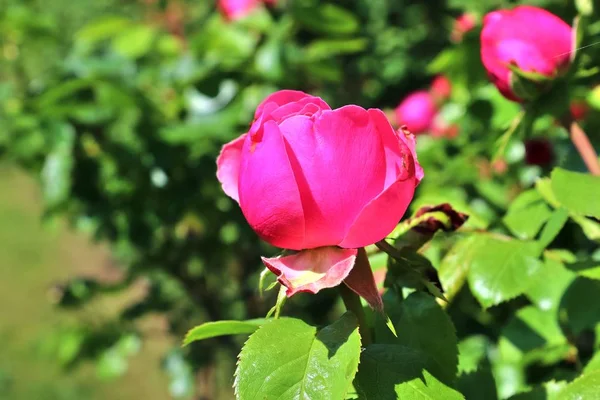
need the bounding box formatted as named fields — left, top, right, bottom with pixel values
left=218, top=0, right=276, bottom=21
left=217, top=90, right=422, bottom=298
left=430, top=75, right=452, bottom=101
left=480, top=6, right=572, bottom=102
left=395, top=91, right=438, bottom=134
left=452, top=13, right=477, bottom=42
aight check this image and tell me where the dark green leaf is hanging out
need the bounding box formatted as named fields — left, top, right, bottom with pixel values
left=354, top=345, right=464, bottom=400
left=378, top=292, right=458, bottom=384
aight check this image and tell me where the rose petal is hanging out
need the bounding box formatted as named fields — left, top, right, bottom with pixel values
left=343, top=248, right=383, bottom=311
left=254, top=90, right=329, bottom=120
left=338, top=166, right=418, bottom=248
left=279, top=106, right=388, bottom=248
left=238, top=120, right=306, bottom=249
left=262, top=247, right=358, bottom=296
left=216, top=133, right=247, bottom=202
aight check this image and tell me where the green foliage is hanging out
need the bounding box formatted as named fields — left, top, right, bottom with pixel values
left=3, top=0, right=600, bottom=398
left=235, top=313, right=361, bottom=400
left=354, top=345, right=464, bottom=400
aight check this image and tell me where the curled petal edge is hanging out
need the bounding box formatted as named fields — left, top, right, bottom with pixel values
left=262, top=247, right=357, bottom=297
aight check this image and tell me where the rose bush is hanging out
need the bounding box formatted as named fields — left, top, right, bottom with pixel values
left=217, top=90, right=422, bottom=298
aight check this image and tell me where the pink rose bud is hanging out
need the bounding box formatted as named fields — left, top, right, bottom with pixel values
left=570, top=100, right=589, bottom=121
left=430, top=75, right=452, bottom=101
left=452, top=13, right=477, bottom=42
left=525, top=138, right=554, bottom=166
left=395, top=91, right=438, bottom=134
left=480, top=6, right=572, bottom=102
left=217, top=90, right=422, bottom=300
left=218, top=0, right=259, bottom=21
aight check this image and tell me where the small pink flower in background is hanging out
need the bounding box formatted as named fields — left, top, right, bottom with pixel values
left=431, top=116, right=459, bottom=139
left=217, top=90, right=422, bottom=306
left=452, top=13, right=477, bottom=42
left=218, top=0, right=276, bottom=21
left=570, top=100, right=589, bottom=121
left=480, top=6, right=572, bottom=102
left=430, top=75, right=452, bottom=102
left=525, top=138, right=554, bottom=166
left=395, top=91, right=438, bottom=134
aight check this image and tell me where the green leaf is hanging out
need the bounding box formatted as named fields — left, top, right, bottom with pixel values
left=235, top=313, right=361, bottom=400
left=112, top=25, right=157, bottom=59
left=467, top=236, right=543, bottom=308
left=551, top=168, right=600, bottom=219
left=183, top=319, right=267, bottom=346
left=584, top=351, right=600, bottom=374
left=537, top=208, right=569, bottom=250
left=503, top=190, right=552, bottom=240
left=354, top=345, right=464, bottom=400
left=526, top=253, right=576, bottom=311
left=41, top=123, right=75, bottom=209
left=376, top=292, right=457, bottom=384
left=556, top=370, right=600, bottom=400
left=537, top=178, right=600, bottom=241
left=499, top=306, right=569, bottom=366
left=292, top=2, right=359, bottom=36
left=457, top=367, right=498, bottom=400
left=566, top=259, right=600, bottom=280
left=559, top=278, right=600, bottom=335
left=75, top=16, right=131, bottom=44
left=508, top=381, right=567, bottom=400
left=458, top=336, right=491, bottom=375
left=438, top=236, right=478, bottom=302
left=305, top=38, right=367, bottom=61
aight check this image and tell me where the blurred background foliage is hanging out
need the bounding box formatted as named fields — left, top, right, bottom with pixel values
left=1, top=0, right=599, bottom=399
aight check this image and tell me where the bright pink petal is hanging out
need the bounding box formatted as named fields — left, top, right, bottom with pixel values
left=238, top=120, right=306, bottom=249
left=279, top=106, right=389, bottom=248
left=218, top=0, right=260, bottom=21
left=216, top=133, right=247, bottom=202
left=262, top=247, right=358, bottom=296
left=254, top=90, right=329, bottom=120
left=343, top=248, right=383, bottom=311
left=397, top=126, right=424, bottom=184
left=339, top=169, right=417, bottom=248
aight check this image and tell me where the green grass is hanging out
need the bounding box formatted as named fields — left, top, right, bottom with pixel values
left=0, top=165, right=171, bottom=400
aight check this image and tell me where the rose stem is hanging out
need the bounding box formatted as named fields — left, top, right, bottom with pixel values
left=563, top=118, right=600, bottom=176
left=339, top=284, right=372, bottom=346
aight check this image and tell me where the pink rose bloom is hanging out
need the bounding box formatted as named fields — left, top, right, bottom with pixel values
left=217, top=90, right=422, bottom=301
left=395, top=91, right=438, bottom=134
left=481, top=6, right=572, bottom=102
left=430, top=75, right=452, bottom=101
left=452, top=13, right=477, bottom=42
